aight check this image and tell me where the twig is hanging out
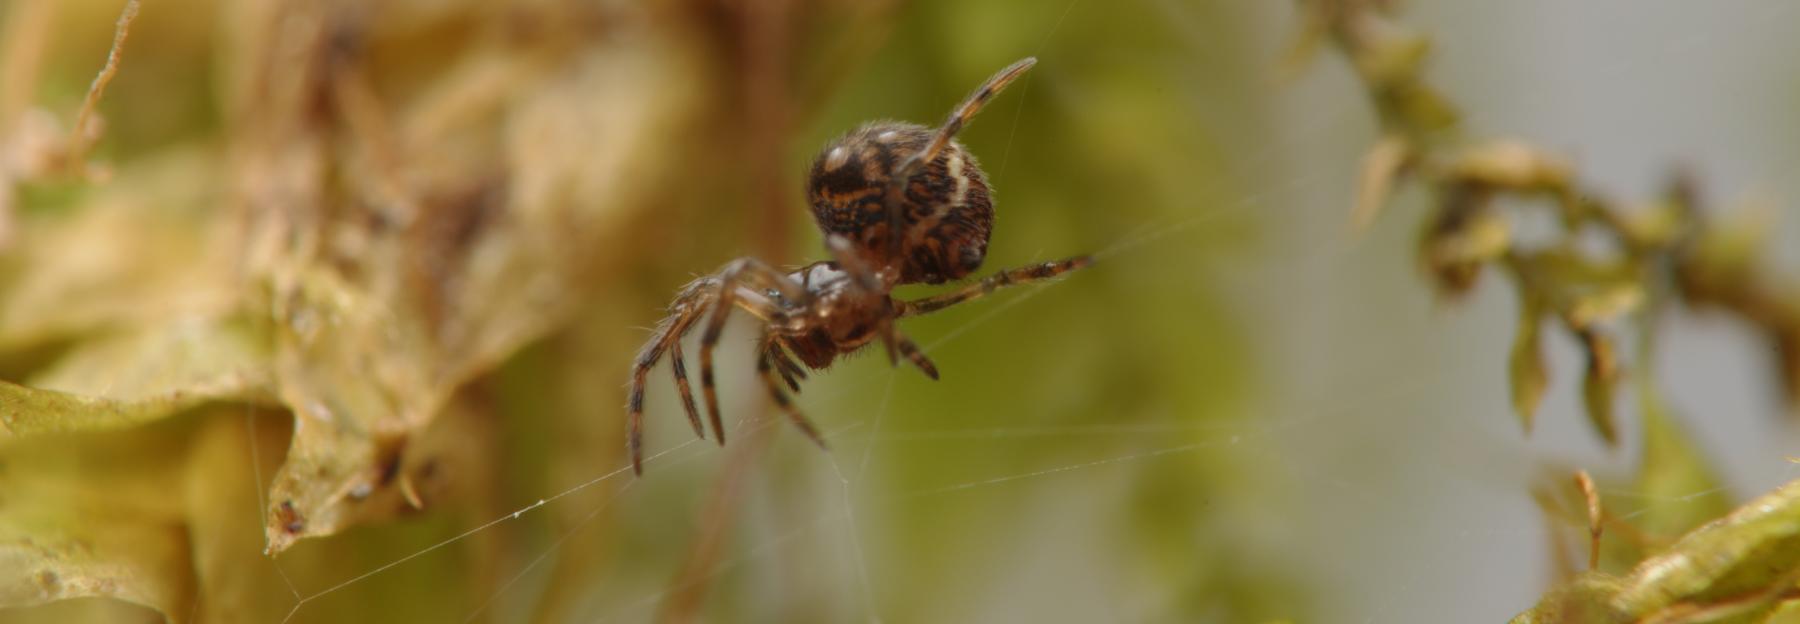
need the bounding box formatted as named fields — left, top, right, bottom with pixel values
left=67, top=0, right=141, bottom=178
left=1575, top=470, right=1602, bottom=570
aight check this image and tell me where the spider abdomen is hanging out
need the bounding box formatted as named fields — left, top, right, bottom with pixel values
left=806, top=122, right=993, bottom=285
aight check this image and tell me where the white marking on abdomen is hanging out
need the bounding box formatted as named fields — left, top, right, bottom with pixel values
left=947, top=150, right=969, bottom=213
left=823, top=146, right=850, bottom=171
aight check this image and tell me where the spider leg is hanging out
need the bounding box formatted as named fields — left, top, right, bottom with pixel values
left=627, top=305, right=700, bottom=475
left=884, top=58, right=1037, bottom=258
left=697, top=259, right=811, bottom=445
left=892, top=332, right=939, bottom=380
left=667, top=314, right=705, bottom=440
left=898, top=256, right=1093, bottom=318
left=757, top=342, right=827, bottom=450
left=766, top=339, right=807, bottom=393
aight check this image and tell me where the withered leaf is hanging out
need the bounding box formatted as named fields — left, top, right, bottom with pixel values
left=0, top=150, right=234, bottom=356
left=246, top=31, right=704, bottom=553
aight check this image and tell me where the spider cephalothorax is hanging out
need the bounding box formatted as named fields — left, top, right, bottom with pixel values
left=808, top=123, right=993, bottom=285
left=623, top=57, right=1093, bottom=474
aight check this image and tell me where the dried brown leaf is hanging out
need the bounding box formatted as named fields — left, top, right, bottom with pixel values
left=246, top=29, right=706, bottom=552
left=0, top=150, right=235, bottom=355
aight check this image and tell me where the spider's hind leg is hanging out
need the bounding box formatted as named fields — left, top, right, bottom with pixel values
left=917, top=57, right=1037, bottom=168
left=883, top=58, right=1037, bottom=258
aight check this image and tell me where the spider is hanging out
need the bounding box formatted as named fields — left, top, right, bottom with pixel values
left=625, top=57, right=1092, bottom=474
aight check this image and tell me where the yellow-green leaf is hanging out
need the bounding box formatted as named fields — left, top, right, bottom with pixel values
left=0, top=407, right=295, bottom=623
left=1352, top=135, right=1410, bottom=231
left=1611, top=478, right=1800, bottom=619
left=1564, top=283, right=1645, bottom=329
left=1510, top=295, right=1549, bottom=432
left=1579, top=330, right=1620, bottom=446
left=1631, top=386, right=1733, bottom=541
left=1508, top=572, right=1622, bottom=624
left=1449, top=139, right=1572, bottom=192
left=1, top=317, right=273, bottom=438
left=0, top=424, right=197, bottom=620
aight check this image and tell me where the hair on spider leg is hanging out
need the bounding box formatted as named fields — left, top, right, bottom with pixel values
left=622, top=56, right=1092, bottom=475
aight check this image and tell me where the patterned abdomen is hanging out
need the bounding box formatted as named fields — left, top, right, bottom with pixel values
left=806, top=122, right=993, bottom=285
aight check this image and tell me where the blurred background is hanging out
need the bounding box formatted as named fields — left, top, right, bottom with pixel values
left=1, top=0, right=1798, bottom=622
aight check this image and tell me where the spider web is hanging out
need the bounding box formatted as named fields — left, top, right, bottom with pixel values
left=232, top=1, right=1800, bottom=622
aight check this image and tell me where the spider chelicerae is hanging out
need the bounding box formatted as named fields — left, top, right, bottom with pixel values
left=625, top=57, right=1092, bottom=474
